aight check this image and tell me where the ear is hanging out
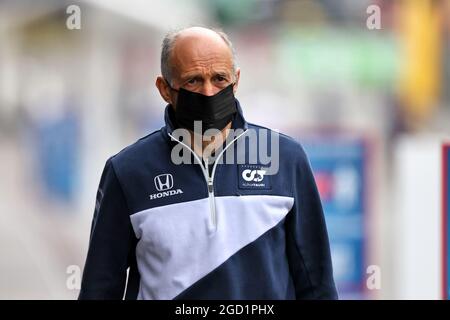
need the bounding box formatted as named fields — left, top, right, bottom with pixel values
left=233, top=68, right=241, bottom=94
left=156, top=76, right=174, bottom=105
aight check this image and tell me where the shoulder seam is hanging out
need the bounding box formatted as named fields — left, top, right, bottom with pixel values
left=111, top=128, right=164, bottom=158
left=247, top=122, right=300, bottom=144
left=137, top=129, right=162, bottom=141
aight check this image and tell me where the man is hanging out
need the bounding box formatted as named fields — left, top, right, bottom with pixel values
left=79, top=26, right=337, bottom=300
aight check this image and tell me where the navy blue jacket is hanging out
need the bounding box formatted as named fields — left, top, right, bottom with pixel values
left=79, top=100, right=337, bottom=300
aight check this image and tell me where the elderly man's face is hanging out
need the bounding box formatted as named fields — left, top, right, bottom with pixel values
left=156, top=28, right=240, bottom=108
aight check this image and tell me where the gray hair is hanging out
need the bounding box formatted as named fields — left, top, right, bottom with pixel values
left=160, top=27, right=237, bottom=86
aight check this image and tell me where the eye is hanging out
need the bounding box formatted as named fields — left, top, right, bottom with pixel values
left=187, top=78, right=197, bottom=85
left=216, top=75, right=226, bottom=82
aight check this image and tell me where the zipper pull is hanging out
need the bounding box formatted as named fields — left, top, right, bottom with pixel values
left=208, top=178, right=214, bottom=193
left=204, top=157, right=213, bottom=193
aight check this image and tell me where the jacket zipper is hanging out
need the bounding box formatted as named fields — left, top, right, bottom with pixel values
left=168, top=129, right=248, bottom=231
left=204, top=158, right=216, bottom=228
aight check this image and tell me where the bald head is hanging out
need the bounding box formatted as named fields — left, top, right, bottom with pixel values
left=156, top=26, right=240, bottom=107
left=160, top=27, right=237, bottom=86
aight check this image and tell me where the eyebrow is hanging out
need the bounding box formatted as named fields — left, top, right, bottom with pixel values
left=180, top=71, right=230, bottom=80
left=181, top=74, right=202, bottom=81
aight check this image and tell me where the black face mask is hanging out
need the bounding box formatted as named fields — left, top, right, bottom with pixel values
left=167, top=81, right=237, bottom=134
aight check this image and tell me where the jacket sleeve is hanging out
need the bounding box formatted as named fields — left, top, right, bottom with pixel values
left=78, top=157, right=135, bottom=300
left=285, top=145, right=338, bottom=299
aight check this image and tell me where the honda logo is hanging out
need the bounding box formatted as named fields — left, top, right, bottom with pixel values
left=154, top=174, right=174, bottom=191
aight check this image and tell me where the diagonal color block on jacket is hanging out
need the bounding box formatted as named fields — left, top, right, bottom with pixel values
left=78, top=100, right=338, bottom=300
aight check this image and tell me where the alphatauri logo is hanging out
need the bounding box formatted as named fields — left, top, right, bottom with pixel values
left=149, top=174, right=183, bottom=200
left=242, top=169, right=267, bottom=182
left=238, top=165, right=271, bottom=190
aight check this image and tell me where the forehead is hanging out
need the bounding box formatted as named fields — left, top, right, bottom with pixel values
left=170, top=34, right=234, bottom=77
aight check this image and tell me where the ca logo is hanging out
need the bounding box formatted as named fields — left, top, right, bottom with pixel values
left=242, top=169, right=266, bottom=182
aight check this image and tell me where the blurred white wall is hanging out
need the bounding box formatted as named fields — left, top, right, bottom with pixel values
left=392, top=135, right=444, bottom=299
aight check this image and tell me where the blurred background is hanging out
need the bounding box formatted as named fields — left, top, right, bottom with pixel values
left=0, top=0, right=449, bottom=299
